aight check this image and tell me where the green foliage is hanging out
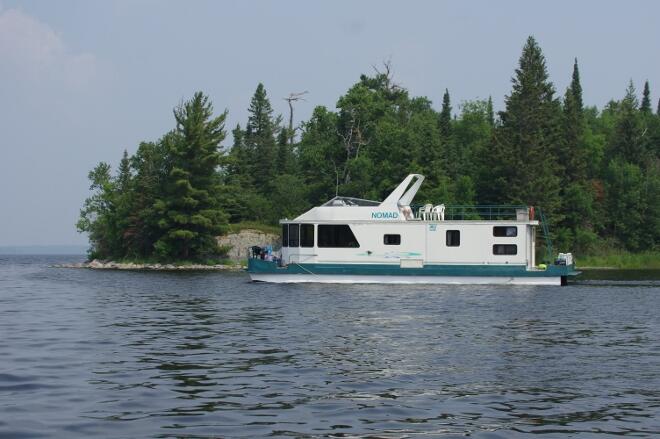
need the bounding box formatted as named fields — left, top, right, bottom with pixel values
left=80, top=36, right=660, bottom=262
left=79, top=92, right=229, bottom=262
left=577, top=250, right=660, bottom=269
left=484, top=36, right=563, bottom=228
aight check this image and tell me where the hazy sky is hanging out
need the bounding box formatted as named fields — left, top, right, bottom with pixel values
left=1, top=0, right=659, bottom=246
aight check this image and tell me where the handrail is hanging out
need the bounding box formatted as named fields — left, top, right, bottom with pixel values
left=410, top=204, right=528, bottom=221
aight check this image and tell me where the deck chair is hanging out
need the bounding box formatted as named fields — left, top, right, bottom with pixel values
left=432, top=204, right=445, bottom=221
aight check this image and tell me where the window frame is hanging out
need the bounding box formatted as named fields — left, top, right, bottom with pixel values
left=493, top=244, right=517, bottom=255
left=493, top=226, right=518, bottom=237
left=288, top=224, right=300, bottom=247
left=317, top=224, right=360, bottom=248
left=281, top=224, right=289, bottom=247
left=446, top=230, right=460, bottom=247
left=300, top=224, right=315, bottom=248
left=383, top=234, right=401, bottom=245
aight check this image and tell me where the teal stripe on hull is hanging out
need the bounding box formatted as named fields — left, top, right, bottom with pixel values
left=248, top=259, right=579, bottom=278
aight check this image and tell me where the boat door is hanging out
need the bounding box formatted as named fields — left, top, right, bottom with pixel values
left=287, top=223, right=316, bottom=264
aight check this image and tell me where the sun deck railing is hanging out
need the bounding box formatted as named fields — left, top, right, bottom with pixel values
left=411, top=204, right=529, bottom=221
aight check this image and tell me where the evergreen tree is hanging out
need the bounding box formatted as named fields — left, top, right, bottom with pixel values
left=562, top=58, right=587, bottom=182
left=484, top=36, right=563, bottom=223
left=125, top=140, right=168, bottom=257
left=486, top=96, right=495, bottom=127
left=640, top=80, right=652, bottom=114
left=153, top=92, right=228, bottom=260
left=607, top=81, right=646, bottom=166
left=657, top=98, right=660, bottom=116
left=246, top=83, right=278, bottom=190
left=276, top=127, right=293, bottom=174
left=117, top=150, right=131, bottom=193
left=569, top=58, right=583, bottom=110
left=440, top=89, right=461, bottom=178
left=439, top=89, right=452, bottom=138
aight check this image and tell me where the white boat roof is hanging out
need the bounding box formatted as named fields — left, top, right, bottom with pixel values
left=292, top=174, right=425, bottom=222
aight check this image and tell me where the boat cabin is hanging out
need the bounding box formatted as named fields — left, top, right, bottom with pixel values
left=278, top=174, right=541, bottom=269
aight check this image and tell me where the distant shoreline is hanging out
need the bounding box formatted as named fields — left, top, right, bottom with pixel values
left=0, top=246, right=87, bottom=255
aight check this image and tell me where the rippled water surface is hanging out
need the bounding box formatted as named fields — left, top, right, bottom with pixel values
left=1, top=255, right=659, bottom=438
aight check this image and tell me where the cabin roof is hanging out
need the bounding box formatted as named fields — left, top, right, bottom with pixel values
left=321, top=196, right=381, bottom=207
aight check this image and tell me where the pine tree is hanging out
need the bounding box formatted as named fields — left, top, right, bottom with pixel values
left=246, top=83, right=277, bottom=190
left=485, top=36, right=562, bottom=222
left=276, top=127, right=292, bottom=174
left=657, top=98, right=660, bottom=116
left=640, top=80, right=652, bottom=114
left=486, top=96, right=495, bottom=126
left=153, top=92, right=228, bottom=260
left=607, top=81, right=645, bottom=166
left=131, top=142, right=163, bottom=256
left=562, top=58, right=587, bottom=182
left=569, top=58, right=583, bottom=110
left=439, top=89, right=452, bottom=138
left=439, top=89, right=461, bottom=178
left=117, top=150, right=131, bottom=193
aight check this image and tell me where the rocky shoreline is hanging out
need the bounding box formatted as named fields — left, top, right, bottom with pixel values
left=53, top=260, right=245, bottom=271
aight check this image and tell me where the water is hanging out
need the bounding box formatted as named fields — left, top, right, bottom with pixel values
left=1, top=255, right=659, bottom=438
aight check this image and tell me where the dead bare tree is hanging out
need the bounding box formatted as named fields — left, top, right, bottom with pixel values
left=371, top=59, right=402, bottom=94
left=283, top=91, right=308, bottom=145
left=337, top=109, right=369, bottom=185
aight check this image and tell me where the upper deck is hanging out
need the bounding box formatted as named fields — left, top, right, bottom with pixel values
left=285, top=174, right=538, bottom=225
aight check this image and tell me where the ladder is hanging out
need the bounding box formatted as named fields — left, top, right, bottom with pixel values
left=537, top=208, right=554, bottom=263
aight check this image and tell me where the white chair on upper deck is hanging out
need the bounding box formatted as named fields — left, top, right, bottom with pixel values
left=432, top=204, right=445, bottom=221
left=420, top=203, right=433, bottom=220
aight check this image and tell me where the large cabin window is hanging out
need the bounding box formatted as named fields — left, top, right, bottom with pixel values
left=384, top=234, right=401, bottom=245
left=493, top=244, right=517, bottom=255
left=300, top=224, right=314, bottom=247
left=493, top=226, right=518, bottom=237
left=446, top=230, right=460, bottom=247
left=288, top=224, right=300, bottom=247
left=318, top=225, right=360, bottom=248
left=281, top=225, right=289, bottom=247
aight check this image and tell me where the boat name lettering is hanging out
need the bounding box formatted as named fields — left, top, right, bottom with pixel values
left=371, top=211, right=399, bottom=219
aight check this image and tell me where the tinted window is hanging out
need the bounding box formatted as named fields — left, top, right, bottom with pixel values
left=446, top=230, right=460, bottom=247
left=300, top=224, right=314, bottom=247
left=384, top=234, right=401, bottom=245
left=318, top=225, right=360, bottom=248
left=288, top=224, right=300, bottom=247
left=493, top=226, right=518, bottom=237
left=493, top=244, right=517, bottom=255
left=281, top=225, right=289, bottom=247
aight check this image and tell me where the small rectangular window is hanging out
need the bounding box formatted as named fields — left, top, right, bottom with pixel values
left=300, top=224, right=314, bottom=247
left=281, top=225, right=289, bottom=247
left=493, top=244, right=517, bottom=255
left=493, top=226, right=518, bottom=237
left=446, top=230, right=460, bottom=247
left=288, top=224, right=300, bottom=247
left=384, top=234, right=401, bottom=245
left=318, top=225, right=360, bottom=248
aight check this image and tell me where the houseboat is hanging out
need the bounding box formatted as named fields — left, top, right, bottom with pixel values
left=248, top=174, right=579, bottom=285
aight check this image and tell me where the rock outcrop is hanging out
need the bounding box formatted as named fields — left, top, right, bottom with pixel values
left=216, top=229, right=280, bottom=261
left=53, top=229, right=279, bottom=270
left=54, top=260, right=243, bottom=271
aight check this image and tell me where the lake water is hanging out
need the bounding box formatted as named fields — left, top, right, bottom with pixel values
left=1, top=255, right=659, bottom=438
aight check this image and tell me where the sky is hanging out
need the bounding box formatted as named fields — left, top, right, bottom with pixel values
left=1, top=0, right=659, bottom=246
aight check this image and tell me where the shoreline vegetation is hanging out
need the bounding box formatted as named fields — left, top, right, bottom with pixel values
left=77, top=35, right=659, bottom=266
left=576, top=251, right=660, bottom=270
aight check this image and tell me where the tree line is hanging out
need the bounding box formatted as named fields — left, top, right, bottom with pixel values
left=79, top=36, right=660, bottom=262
